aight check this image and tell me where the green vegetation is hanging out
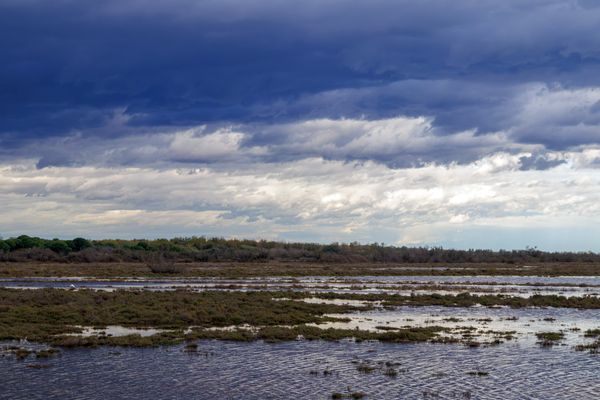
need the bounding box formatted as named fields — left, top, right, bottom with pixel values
left=52, top=332, right=186, bottom=348
left=584, top=329, right=600, bottom=337
left=349, top=360, right=405, bottom=379
left=14, top=348, right=32, bottom=360
left=35, top=348, right=60, bottom=358
left=275, top=292, right=600, bottom=309
left=2, top=346, right=60, bottom=360
left=0, top=235, right=91, bottom=255
left=384, top=293, right=600, bottom=308
left=1, top=287, right=598, bottom=349
left=0, top=288, right=453, bottom=347
left=356, top=364, right=376, bottom=373
left=536, top=331, right=565, bottom=347
left=536, top=332, right=565, bottom=341
left=575, top=340, right=600, bottom=354
left=0, top=289, right=361, bottom=342
left=187, top=325, right=443, bottom=344
left=3, top=235, right=600, bottom=267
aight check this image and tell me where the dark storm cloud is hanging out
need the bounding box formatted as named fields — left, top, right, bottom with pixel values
left=3, top=0, right=600, bottom=160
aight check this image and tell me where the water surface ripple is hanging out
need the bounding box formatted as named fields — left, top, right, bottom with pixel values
left=2, top=340, right=599, bottom=399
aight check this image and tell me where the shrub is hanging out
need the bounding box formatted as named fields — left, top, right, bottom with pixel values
left=66, top=247, right=121, bottom=263
left=5, top=248, right=59, bottom=262
left=45, top=240, right=71, bottom=254
left=69, top=237, right=92, bottom=252
left=146, top=252, right=184, bottom=274
left=15, top=235, right=45, bottom=249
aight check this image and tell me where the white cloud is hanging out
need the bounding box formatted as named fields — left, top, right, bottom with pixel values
left=4, top=115, right=537, bottom=168
left=253, top=116, right=523, bottom=164
left=4, top=146, right=600, bottom=249
left=168, top=127, right=260, bottom=162
left=6, top=113, right=600, bottom=248
left=449, top=214, right=470, bottom=224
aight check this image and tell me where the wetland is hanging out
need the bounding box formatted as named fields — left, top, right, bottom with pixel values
left=2, top=259, right=600, bottom=398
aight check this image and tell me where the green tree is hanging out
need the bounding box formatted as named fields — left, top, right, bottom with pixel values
left=45, top=239, right=71, bottom=254
left=70, top=237, right=92, bottom=252
left=15, top=235, right=45, bottom=249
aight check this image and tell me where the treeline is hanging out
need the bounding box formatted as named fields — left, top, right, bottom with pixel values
left=0, top=236, right=92, bottom=255
left=1, top=235, right=600, bottom=264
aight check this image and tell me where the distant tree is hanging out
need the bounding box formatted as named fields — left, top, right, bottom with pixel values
left=322, top=243, right=341, bottom=253
left=45, top=239, right=71, bottom=254
left=69, top=237, right=92, bottom=252
left=133, top=241, right=155, bottom=251
left=15, top=235, right=45, bottom=249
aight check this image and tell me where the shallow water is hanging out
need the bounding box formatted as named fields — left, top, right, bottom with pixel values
left=2, top=340, right=599, bottom=399
left=309, top=305, right=600, bottom=346
left=2, top=275, right=600, bottom=297
left=2, top=275, right=600, bottom=399
left=71, top=326, right=165, bottom=337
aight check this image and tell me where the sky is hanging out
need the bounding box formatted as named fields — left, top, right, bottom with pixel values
left=2, top=0, right=600, bottom=250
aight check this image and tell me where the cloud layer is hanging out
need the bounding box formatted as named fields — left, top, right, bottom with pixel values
left=3, top=0, right=600, bottom=249
left=3, top=146, right=600, bottom=249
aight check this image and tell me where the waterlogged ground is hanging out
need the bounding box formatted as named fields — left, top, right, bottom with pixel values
left=2, top=275, right=600, bottom=297
left=2, top=274, right=600, bottom=399
left=309, top=305, right=600, bottom=346
left=2, top=340, right=600, bottom=399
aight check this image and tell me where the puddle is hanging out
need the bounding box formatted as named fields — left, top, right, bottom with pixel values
left=69, top=326, right=167, bottom=337
left=309, top=306, right=600, bottom=346
left=288, top=297, right=379, bottom=307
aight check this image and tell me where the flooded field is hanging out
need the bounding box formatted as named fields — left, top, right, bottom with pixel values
left=308, top=305, right=600, bottom=346
left=2, top=275, right=600, bottom=297
left=2, top=273, right=600, bottom=399
left=2, top=340, right=600, bottom=399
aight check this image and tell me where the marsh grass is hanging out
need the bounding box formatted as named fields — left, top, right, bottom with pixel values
left=0, top=288, right=448, bottom=347
left=42, top=325, right=445, bottom=347
left=14, top=348, right=32, bottom=360
left=4, top=261, right=600, bottom=278
left=146, top=253, right=185, bottom=274
left=0, top=288, right=361, bottom=343
left=26, top=363, right=51, bottom=369
left=575, top=339, right=600, bottom=354
left=2, top=346, right=59, bottom=360
left=188, top=325, right=444, bottom=344
left=536, top=332, right=564, bottom=341
left=467, top=371, right=489, bottom=376
left=35, top=348, right=60, bottom=358
left=356, top=363, right=376, bottom=374
left=584, top=329, right=600, bottom=337
left=275, top=291, right=600, bottom=309
left=184, top=343, right=198, bottom=352
left=536, top=331, right=565, bottom=347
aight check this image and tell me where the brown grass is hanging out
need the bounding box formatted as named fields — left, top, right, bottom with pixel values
left=2, top=261, right=600, bottom=278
